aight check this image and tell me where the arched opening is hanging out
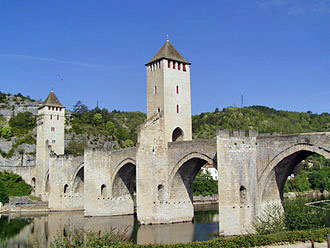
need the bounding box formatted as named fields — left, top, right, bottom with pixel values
left=112, top=162, right=136, bottom=201
left=73, top=167, right=84, bottom=193
left=170, top=157, right=217, bottom=203
left=172, top=127, right=184, bottom=142
left=101, top=184, right=107, bottom=196
left=45, top=174, right=50, bottom=193
left=261, top=150, right=330, bottom=205
left=31, top=178, right=36, bottom=190
left=64, top=184, right=69, bottom=194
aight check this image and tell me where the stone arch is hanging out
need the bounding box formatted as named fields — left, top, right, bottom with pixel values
left=112, top=159, right=136, bottom=200
left=73, top=166, right=84, bottom=193
left=172, top=127, right=184, bottom=142
left=169, top=152, right=215, bottom=202
left=259, top=143, right=330, bottom=203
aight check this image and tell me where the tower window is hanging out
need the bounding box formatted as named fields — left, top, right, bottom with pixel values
left=176, top=85, right=179, bottom=94
left=57, top=115, right=59, bottom=120
left=168, top=60, right=171, bottom=68
left=154, top=85, right=157, bottom=94
left=157, top=107, right=160, bottom=113
left=183, top=64, right=186, bottom=72
left=50, top=115, right=52, bottom=120
left=173, top=62, right=176, bottom=69
left=52, top=140, right=56, bottom=144
left=51, top=127, right=55, bottom=132
left=178, top=63, right=181, bottom=70
left=177, top=104, right=179, bottom=113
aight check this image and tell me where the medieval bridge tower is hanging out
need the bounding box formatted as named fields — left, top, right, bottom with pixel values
left=35, top=91, right=65, bottom=200
left=146, top=40, right=192, bottom=143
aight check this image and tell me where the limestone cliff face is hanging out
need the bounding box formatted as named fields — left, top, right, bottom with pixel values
left=0, top=93, right=41, bottom=121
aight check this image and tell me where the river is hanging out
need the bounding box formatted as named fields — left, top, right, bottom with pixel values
left=0, top=205, right=219, bottom=247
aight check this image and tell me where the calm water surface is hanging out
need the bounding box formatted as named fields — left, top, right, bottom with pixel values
left=0, top=207, right=219, bottom=247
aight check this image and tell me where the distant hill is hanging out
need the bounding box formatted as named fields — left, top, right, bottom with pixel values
left=192, top=106, right=330, bottom=139
left=0, top=91, right=329, bottom=159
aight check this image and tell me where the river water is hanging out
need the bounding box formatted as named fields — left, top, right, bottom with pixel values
left=0, top=205, right=219, bottom=247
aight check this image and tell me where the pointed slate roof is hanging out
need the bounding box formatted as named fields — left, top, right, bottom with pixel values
left=146, top=41, right=190, bottom=65
left=42, top=91, right=64, bottom=107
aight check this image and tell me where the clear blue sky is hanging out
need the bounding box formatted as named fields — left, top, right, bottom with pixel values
left=0, top=0, right=329, bottom=114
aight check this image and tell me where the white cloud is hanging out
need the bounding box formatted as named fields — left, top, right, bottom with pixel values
left=0, top=54, right=111, bottom=69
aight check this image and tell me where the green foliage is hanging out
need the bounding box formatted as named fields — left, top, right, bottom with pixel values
left=252, top=205, right=286, bottom=235
left=0, top=179, right=8, bottom=204
left=123, top=139, right=134, bottom=148
left=8, top=112, right=36, bottom=137
left=285, top=172, right=311, bottom=192
left=65, top=140, right=87, bottom=156
left=0, top=216, right=31, bottom=243
left=69, top=101, right=146, bottom=148
left=48, top=228, right=330, bottom=248
left=283, top=198, right=328, bottom=231
left=284, top=155, right=330, bottom=193
left=50, top=228, right=129, bottom=248
left=0, top=126, right=13, bottom=140
left=0, top=171, right=32, bottom=203
left=193, top=170, right=218, bottom=196
left=0, top=115, right=6, bottom=128
left=192, top=106, right=330, bottom=139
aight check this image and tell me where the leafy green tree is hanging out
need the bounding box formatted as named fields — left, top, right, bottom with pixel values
left=9, top=112, right=36, bottom=136
left=0, top=171, right=32, bottom=197
left=72, top=100, right=88, bottom=116
left=93, top=113, right=103, bottom=126
left=106, top=121, right=116, bottom=136
left=193, top=170, right=218, bottom=196
left=309, top=167, right=330, bottom=191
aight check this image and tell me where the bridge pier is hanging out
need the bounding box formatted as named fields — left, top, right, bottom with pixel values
left=217, top=130, right=258, bottom=235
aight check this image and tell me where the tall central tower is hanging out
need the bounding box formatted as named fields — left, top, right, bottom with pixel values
left=145, top=40, right=192, bottom=143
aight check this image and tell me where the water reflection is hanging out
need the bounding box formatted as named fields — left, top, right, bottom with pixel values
left=0, top=209, right=219, bottom=247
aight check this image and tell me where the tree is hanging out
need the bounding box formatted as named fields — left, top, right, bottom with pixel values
left=72, top=100, right=88, bottom=116
left=8, top=112, right=36, bottom=136
left=93, top=113, right=103, bottom=126
left=0, top=179, right=8, bottom=204
left=193, top=170, right=218, bottom=196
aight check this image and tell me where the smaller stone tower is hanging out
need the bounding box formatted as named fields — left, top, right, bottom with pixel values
left=35, top=90, right=65, bottom=198
left=145, top=40, right=192, bottom=143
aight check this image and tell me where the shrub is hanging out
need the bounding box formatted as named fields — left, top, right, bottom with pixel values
left=9, top=112, right=36, bottom=137
left=0, top=171, right=32, bottom=198
left=252, top=204, right=286, bottom=235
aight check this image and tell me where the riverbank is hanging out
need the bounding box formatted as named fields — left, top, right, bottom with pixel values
left=284, top=190, right=330, bottom=199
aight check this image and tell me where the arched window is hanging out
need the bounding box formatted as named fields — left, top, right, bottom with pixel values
left=173, top=61, right=176, bottom=69
left=64, top=184, right=69, bottom=194
left=31, top=178, right=36, bottom=189
left=168, top=60, right=171, bottom=68
left=154, top=85, right=157, bottom=94
left=176, top=104, right=179, bottom=113
left=172, top=127, right=184, bottom=142
left=178, top=63, right=181, bottom=70
left=183, top=64, right=186, bottom=72
left=101, top=184, right=107, bottom=195
left=176, top=85, right=179, bottom=94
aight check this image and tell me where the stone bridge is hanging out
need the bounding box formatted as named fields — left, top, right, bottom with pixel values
left=1, top=130, right=329, bottom=236
left=217, top=130, right=330, bottom=235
